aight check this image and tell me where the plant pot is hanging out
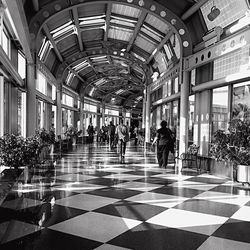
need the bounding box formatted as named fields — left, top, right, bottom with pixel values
left=209, top=159, right=234, bottom=180
left=237, top=164, right=250, bottom=184
left=72, top=137, right=77, bottom=146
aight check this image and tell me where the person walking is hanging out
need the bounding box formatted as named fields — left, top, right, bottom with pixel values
left=152, top=120, right=174, bottom=168
left=108, top=121, right=116, bottom=149
left=116, top=119, right=129, bottom=159
left=87, top=123, right=95, bottom=143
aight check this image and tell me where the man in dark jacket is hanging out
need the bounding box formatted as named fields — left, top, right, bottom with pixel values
left=152, top=120, right=174, bottom=168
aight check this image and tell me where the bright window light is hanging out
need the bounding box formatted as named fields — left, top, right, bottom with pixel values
left=72, top=60, right=90, bottom=72
left=94, top=78, right=106, bottom=86
left=66, top=72, right=74, bottom=85
left=38, top=37, right=52, bottom=61
left=115, top=89, right=125, bottom=94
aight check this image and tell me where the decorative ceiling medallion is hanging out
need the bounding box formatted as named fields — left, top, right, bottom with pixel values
left=171, top=19, right=176, bottom=25
left=183, top=41, right=189, bottom=47
left=150, top=5, right=156, bottom=11
left=42, top=11, right=49, bottom=18
left=54, top=4, right=61, bottom=11
left=160, top=11, right=166, bottom=17
left=138, top=0, right=144, bottom=7
left=179, top=29, right=185, bottom=35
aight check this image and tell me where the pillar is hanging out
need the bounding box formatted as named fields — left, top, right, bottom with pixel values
left=102, top=102, right=105, bottom=126
left=0, top=75, right=4, bottom=136
left=178, top=70, right=190, bottom=170
left=142, top=89, right=146, bottom=129
left=145, top=85, right=151, bottom=143
left=26, top=63, right=36, bottom=136
left=80, top=98, right=84, bottom=133
left=56, top=83, right=62, bottom=137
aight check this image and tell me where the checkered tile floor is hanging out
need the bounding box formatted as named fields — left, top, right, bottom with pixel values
left=1, top=142, right=250, bottom=250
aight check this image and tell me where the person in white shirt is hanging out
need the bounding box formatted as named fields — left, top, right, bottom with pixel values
left=116, top=119, right=129, bottom=158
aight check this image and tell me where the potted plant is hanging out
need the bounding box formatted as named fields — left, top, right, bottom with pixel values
left=210, top=118, right=250, bottom=183
left=65, top=126, right=79, bottom=145
left=36, top=128, right=56, bottom=155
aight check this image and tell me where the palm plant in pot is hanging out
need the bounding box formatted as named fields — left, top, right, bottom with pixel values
left=210, top=118, right=250, bottom=184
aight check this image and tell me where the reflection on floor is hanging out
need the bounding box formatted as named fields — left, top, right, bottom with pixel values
left=1, top=142, right=250, bottom=250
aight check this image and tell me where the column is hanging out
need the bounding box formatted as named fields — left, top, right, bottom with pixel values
left=26, top=63, right=36, bottom=137
left=142, top=89, right=146, bottom=129
left=102, top=102, right=105, bottom=126
left=178, top=70, right=190, bottom=171
left=80, top=98, right=84, bottom=133
left=0, top=75, right=4, bottom=136
left=56, top=83, right=62, bottom=137
left=144, top=85, right=151, bottom=144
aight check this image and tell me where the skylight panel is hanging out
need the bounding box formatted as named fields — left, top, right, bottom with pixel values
left=51, top=24, right=76, bottom=42
left=136, top=96, right=143, bottom=101
left=38, top=38, right=52, bottom=61
left=66, top=71, right=74, bottom=85
left=72, top=60, right=90, bottom=72
left=110, top=19, right=136, bottom=28
left=50, top=21, right=73, bottom=34
left=94, top=78, right=106, bottom=86
left=115, top=89, right=125, bottom=95
left=131, top=52, right=146, bottom=62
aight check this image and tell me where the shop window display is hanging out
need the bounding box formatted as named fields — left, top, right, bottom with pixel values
left=212, top=86, right=228, bottom=134
left=233, top=81, right=250, bottom=121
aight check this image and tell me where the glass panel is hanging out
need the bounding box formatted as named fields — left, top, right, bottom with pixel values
left=172, top=100, right=179, bottom=143
left=2, top=30, right=10, bottom=57
left=174, top=77, right=179, bottom=93
left=36, top=72, right=47, bottom=95
left=18, top=52, right=26, bottom=79
left=233, top=81, right=250, bottom=121
left=212, top=86, right=228, bottom=135
left=213, top=44, right=250, bottom=80
left=188, top=95, right=195, bottom=145
left=162, top=103, right=171, bottom=125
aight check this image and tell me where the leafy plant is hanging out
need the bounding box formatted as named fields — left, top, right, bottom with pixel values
left=36, top=128, right=55, bottom=145
left=210, top=119, right=250, bottom=166
left=0, top=134, right=42, bottom=168
left=64, top=126, right=80, bottom=137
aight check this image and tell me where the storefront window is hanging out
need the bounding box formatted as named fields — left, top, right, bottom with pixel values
left=188, top=95, right=195, bottom=145
left=174, top=77, right=179, bottom=94
left=17, top=91, right=26, bottom=136
left=2, top=30, right=10, bottom=58
left=172, top=100, right=179, bottom=140
left=162, top=103, right=170, bottom=125
left=233, top=81, right=250, bottom=121
left=37, top=72, right=47, bottom=95
left=212, top=86, right=228, bottom=135
left=18, top=52, right=26, bottom=79
left=37, top=99, right=46, bottom=129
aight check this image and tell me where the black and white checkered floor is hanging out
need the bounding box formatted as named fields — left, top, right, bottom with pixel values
left=1, top=142, right=250, bottom=250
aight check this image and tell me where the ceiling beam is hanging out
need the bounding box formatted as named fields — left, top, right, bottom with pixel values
left=72, top=7, right=84, bottom=51
left=146, top=30, right=174, bottom=64
left=43, top=24, right=63, bottom=62
left=104, top=2, right=112, bottom=41
left=181, top=0, right=209, bottom=21
left=167, top=40, right=178, bottom=63
left=126, top=11, right=147, bottom=52
left=4, top=0, right=33, bottom=63
left=32, top=0, right=39, bottom=12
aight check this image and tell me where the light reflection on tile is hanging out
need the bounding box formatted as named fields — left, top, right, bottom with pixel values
left=126, top=192, right=188, bottom=208
left=49, top=212, right=141, bottom=243
left=197, top=236, right=250, bottom=250
left=55, top=193, right=118, bottom=211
